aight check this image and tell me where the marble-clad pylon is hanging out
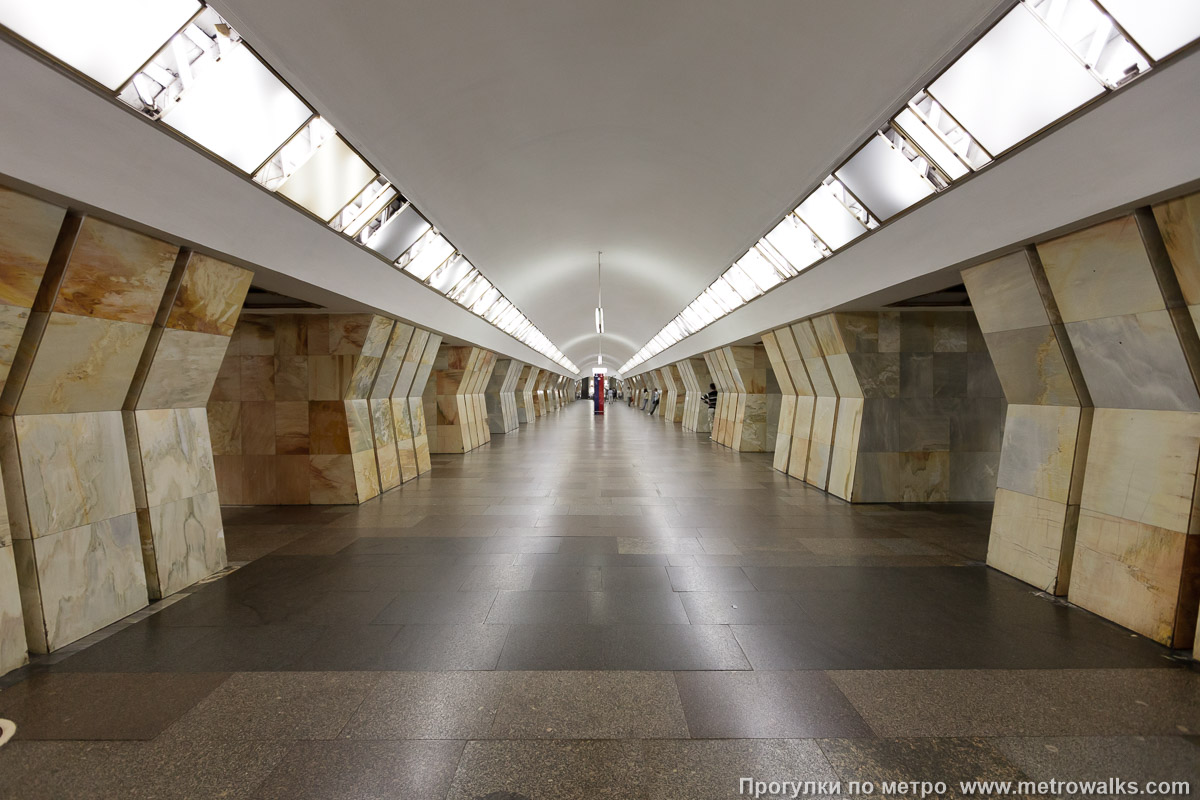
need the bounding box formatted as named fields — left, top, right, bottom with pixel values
left=517, top=365, right=539, bottom=424
left=773, top=325, right=816, bottom=483
left=389, top=327, right=431, bottom=482
left=125, top=251, right=252, bottom=599
left=1, top=215, right=177, bottom=652
left=0, top=186, right=66, bottom=669
left=761, top=331, right=796, bottom=472
left=487, top=358, right=523, bottom=433
left=962, top=249, right=1090, bottom=595
left=1038, top=211, right=1200, bottom=647
left=370, top=322, right=415, bottom=492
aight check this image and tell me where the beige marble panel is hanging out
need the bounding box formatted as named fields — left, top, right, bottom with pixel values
left=164, top=254, right=253, bottom=336
left=789, top=395, right=815, bottom=481
left=1079, top=408, right=1200, bottom=535
left=1070, top=509, right=1197, bottom=646
left=961, top=250, right=1053, bottom=334
left=372, top=398, right=401, bottom=492
left=806, top=397, right=838, bottom=490
left=827, top=397, right=864, bottom=500
left=329, top=314, right=375, bottom=355
left=1037, top=215, right=1166, bottom=324
left=1153, top=191, right=1200, bottom=309
left=391, top=398, right=417, bottom=481
left=0, top=303, right=31, bottom=396
left=135, top=328, right=231, bottom=409
left=0, top=544, right=27, bottom=674
left=988, top=487, right=1073, bottom=594
left=0, top=186, right=65, bottom=310
left=345, top=398, right=375, bottom=455
left=308, top=354, right=357, bottom=401
left=18, top=313, right=151, bottom=414
left=898, top=451, right=950, bottom=502
left=53, top=218, right=176, bottom=325
left=996, top=404, right=1085, bottom=504
left=411, top=398, right=432, bottom=475
left=133, top=407, right=217, bottom=508
left=309, top=454, right=357, bottom=504
left=143, top=489, right=225, bottom=600
left=18, top=513, right=146, bottom=652
left=773, top=395, right=796, bottom=473
left=352, top=448, right=381, bottom=502
left=982, top=326, right=1080, bottom=406
left=9, top=411, right=136, bottom=539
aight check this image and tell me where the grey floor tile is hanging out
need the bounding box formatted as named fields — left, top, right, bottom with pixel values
left=251, top=740, right=465, bottom=800
left=489, top=671, right=689, bottom=739
left=458, top=565, right=536, bottom=591
left=378, top=624, right=509, bottom=670
left=446, top=740, right=646, bottom=800
left=601, top=566, right=674, bottom=591
left=496, top=624, right=608, bottom=670
left=679, top=591, right=807, bottom=624
left=587, top=591, right=690, bottom=624
left=0, top=672, right=229, bottom=741
left=818, top=738, right=1032, bottom=799
left=529, top=565, right=603, bottom=591
left=667, top=566, right=756, bottom=592
left=641, top=739, right=840, bottom=800
left=485, top=591, right=590, bottom=623
left=993, top=736, right=1200, bottom=797
left=371, top=591, right=498, bottom=625
left=675, top=671, right=872, bottom=738
left=166, top=672, right=378, bottom=740
left=341, top=672, right=506, bottom=739
left=606, top=625, right=751, bottom=670
left=829, top=669, right=1200, bottom=737
left=285, top=625, right=402, bottom=671
left=0, top=738, right=290, bottom=800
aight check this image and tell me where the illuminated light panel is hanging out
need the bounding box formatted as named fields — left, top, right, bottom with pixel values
left=0, top=0, right=200, bottom=90
left=367, top=204, right=431, bottom=260
left=796, top=183, right=869, bottom=251
left=277, top=135, right=376, bottom=222
left=928, top=4, right=1104, bottom=157
left=333, top=180, right=396, bottom=236
left=254, top=116, right=335, bottom=191
left=427, top=254, right=474, bottom=293
left=736, top=248, right=785, bottom=292
left=893, top=108, right=969, bottom=181
left=1100, top=0, right=1200, bottom=60
left=396, top=230, right=453, bottom=280
left=835, top=134, right=936, bottom=221
left=1026, top=0, right=1148, bottom=88
left=159, top=43, right=311, bottom=172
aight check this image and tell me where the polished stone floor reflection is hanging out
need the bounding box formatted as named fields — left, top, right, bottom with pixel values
left=1, top=402, right=1197, bottom=799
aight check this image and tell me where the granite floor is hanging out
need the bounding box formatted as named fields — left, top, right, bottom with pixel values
left=0, top=401, right=1197, bottom=799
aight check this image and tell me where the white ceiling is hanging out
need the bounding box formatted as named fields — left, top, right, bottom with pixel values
left=213, top=0, right=1005, bottom=368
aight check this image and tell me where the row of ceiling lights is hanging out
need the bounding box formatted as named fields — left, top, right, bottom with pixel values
left=0, top=0, right=579, bottom=374
left=621, top=0, right=1198, bottom=375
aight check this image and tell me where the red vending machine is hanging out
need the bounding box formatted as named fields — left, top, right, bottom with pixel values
left=593, top=374, right=605, bottom=415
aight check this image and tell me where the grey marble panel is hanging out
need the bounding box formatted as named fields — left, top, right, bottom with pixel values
left=950, top=397, right=1005, bottom=452
left=966, top=352, right=1005, bottom=398
left=950, top=451, right=1001, bottom=501
left=857, top=398, right=898, bottom=452
left=899, top=312, right=935, bottom=352
left=900, top=352, right=933, bottom=398
left=851, top=352, right=899, bottom=398
left=933, top=353, right=969, bottom=398
left=1065, top=311, right=1200, bottom=411
left=896, top=399, right=951, bottom=452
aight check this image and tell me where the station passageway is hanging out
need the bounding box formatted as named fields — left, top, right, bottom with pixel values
left=0, top=400, right=1195, bottom=799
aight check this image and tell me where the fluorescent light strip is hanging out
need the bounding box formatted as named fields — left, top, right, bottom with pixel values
left=620, top=1, right=1194, bottom=375
left=0, top=0, right=578, bottom=373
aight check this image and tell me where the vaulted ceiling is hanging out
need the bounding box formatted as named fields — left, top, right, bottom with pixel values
left=214, top=0, right=1005, bottom=369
